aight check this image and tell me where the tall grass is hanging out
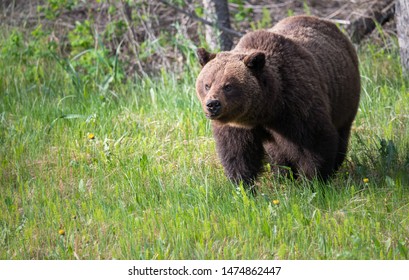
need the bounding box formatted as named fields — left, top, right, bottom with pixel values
left=0, top=28, right=408, bottom=260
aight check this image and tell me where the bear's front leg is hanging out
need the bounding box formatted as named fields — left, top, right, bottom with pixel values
left=212, top=123, right=265, bottom=186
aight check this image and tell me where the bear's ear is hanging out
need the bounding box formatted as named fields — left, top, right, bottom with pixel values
left=243, top=52, right=265, bottom=70
left=197, top=48, right=216, bottom=67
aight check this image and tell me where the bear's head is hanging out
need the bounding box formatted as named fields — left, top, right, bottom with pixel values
left=195, top=48, right=270, bottom=127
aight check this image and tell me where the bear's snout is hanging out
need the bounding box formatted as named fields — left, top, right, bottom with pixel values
left=206, top=99, right=221, bottom=117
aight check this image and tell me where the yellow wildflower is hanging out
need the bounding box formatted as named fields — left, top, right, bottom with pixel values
left=88, top=133, right=95, bottom=140
left=272, top=199, right=280, bottom=205
left=363, top=178, right=369, bottom=183
left=58, top=229, right=65, bottom=236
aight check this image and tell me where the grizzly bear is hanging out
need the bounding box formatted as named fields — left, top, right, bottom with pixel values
left=195, top=15, right=360, bottom=187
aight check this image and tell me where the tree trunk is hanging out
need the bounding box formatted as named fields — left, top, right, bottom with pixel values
left=214, top=0, right=233, bottom=51
left=202, top=0, right=233, bottom=51
left=396, top=0, right=409, bottom=75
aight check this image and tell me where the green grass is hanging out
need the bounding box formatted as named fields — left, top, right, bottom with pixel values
left=0, top=29, right=408, bottom=260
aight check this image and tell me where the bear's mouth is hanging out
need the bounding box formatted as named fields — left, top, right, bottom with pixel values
left=205, top=112, right=221, bottom=119
left=205, top=110, right=231, bottom=122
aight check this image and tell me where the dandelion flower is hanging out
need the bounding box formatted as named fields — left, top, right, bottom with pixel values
left=272, top=199, right=280, bottom=205
left=88, top=133, right=95, bottom=140
left=58, top=229, right=65, bottom=236
left=363, top=178, right=369, bottom=183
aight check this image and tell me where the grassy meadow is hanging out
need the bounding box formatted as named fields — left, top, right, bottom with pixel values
left=0, top=27, right=408, bottom=260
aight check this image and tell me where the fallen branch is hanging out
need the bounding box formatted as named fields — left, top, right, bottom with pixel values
left=157, top=0, right=244, bottom=38
left=347, top=0, right=395, bottom=44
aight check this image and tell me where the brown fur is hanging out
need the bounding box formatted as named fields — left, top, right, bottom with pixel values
left=195, top=16, right=360, bottom=186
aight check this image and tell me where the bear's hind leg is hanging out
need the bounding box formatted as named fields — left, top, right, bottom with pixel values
left=297, top=126, right=338, bottom=181
left=212, top=125, right=265, bottom=186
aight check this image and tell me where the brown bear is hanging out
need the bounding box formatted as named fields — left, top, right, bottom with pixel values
left=195, top=15, right=360, bottom=187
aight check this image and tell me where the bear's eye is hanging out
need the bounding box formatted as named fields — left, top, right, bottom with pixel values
left=204, top=84, right=211, bottom=91
left=223, top=84, right=232, bottom=92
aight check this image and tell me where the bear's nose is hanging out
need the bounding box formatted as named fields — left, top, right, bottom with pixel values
left=206, top=100, right=221, bottom=114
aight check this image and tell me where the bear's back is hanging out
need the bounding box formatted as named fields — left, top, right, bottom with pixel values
left=270, top=16, right=360, bottom=127
left=270, top=16, right=358, bottom=69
